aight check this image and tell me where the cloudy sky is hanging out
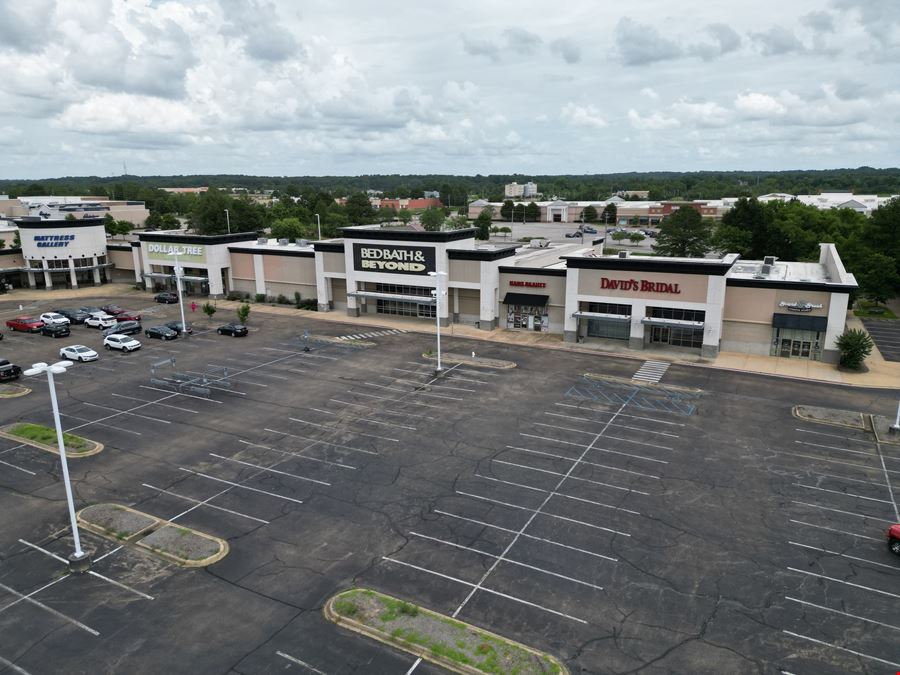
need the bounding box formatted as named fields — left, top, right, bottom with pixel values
left=1, top=0, right=898, bottom=179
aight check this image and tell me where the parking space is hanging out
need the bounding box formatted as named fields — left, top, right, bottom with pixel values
left=860, top=318, right=900, bottom=362
left=2, top=292, right=900, bottom=674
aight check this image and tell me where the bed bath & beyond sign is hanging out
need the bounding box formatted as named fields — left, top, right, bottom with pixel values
left=601, top=277, right=681, bottom=294
left=353, top=244, right=436, bottom=275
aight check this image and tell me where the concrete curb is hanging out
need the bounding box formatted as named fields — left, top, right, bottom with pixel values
left=0, top=424, right=104, bottom=457
left=791, top=405, right=867, bottom=430
left=324, top=590, right=568, bottom=675
left=77, top=503, right=229, bottom=567
left=423, top=353, right=517, bottom=369
left=0, top=384, right=31, bottom=399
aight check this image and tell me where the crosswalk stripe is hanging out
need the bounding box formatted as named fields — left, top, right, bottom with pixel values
left=632, top=360, right=670, bottom=383
left=336, top=328, right=408, bottom=340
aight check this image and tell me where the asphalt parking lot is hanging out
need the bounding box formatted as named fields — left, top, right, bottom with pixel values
left=1, top=292, right=898, bottom=675
left=860, top=317, right=900, bottom=362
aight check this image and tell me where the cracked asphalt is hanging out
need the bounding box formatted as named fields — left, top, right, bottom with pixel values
left=1, top=293, right=898, bottom=675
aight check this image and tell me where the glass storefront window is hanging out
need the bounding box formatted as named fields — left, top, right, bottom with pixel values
left=770, top=328, right=821, bottom=360
left=648, top=306, right=706, bottom=323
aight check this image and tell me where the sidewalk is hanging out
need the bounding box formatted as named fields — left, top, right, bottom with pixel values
left=5, top=283, right=900, bottom=388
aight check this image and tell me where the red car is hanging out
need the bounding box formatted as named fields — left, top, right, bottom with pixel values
left=115, top=310, right=142, bottom=322
left=888, top=524, right=900, bottom=555
left=6, top=316, right=45, bottom=332
left=101, top=304, right=126, bottom=315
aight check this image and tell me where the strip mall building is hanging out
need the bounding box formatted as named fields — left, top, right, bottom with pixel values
left=1, top=219, right=856, bottom=363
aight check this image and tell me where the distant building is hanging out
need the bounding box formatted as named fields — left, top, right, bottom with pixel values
left=616, top=190, right=650, bottom=199
left=160, top=187, right=208, bottom=195
left=423, top=190, right=440, bottom=199
left=0, top=196, right=149, bottom=226
left=758, top=192, right=898, bottom=216
left=505, top=181, right=538, bottom=199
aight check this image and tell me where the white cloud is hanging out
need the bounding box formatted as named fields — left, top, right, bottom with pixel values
left=640, top=87, right=659, bottom=100
left=560, top=103, right=608, bottom=129
left=627, top=109, right=680, bottom=130
left=734, top=92, right=788, bottom=118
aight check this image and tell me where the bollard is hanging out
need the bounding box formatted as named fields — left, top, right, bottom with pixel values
left=68, top=551, right=92, bottom=574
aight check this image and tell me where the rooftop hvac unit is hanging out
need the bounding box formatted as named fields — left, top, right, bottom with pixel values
left=298, top=239, right=309, bottom=247
left=763, top=255, right=777, bottom=266
left=760, top=264, right=772, bottom=275
left=618, top=250, right=629, bottom=259
left=277, top=238, right=289, bottom=245
left=257, top=237, right=268, bottom=245
left=528, top=238, right=549, bottom=248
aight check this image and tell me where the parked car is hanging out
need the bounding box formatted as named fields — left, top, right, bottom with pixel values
left=39, top=312, right=71, bottom=326
left=79, top=306, right=103, bottom=315
left=581, top=225, right=598, bottom=234
left=101, top=304, right=126, bottom=315
left=217, top=322, right=248, bottom=337
left=103, top=334, right=141, bottom=352
left=54, top=308, right=90, bottom=324
left=0, top=359, right=22, bottom=382
left=155, top=292, right=179, bottom=304
left=888, top=524, right=900, bottom=555
left=103, top=320, right=142, bottom=337
left=5, top=316, right=44, bottom=332
left=565, top=232, right=582, bottom=238
left=165, top=321, right=193, bottom=334
left=114, top=310, right=142, bottom=322
left=41, top=323, right=71, bottom=338
left=0, top=330, right=3, bottom=341
left=145, top=325, right=178, bottom=340
left=59, top=345, right=99, bottom=362
left=85, top=313, right=117, bottom=329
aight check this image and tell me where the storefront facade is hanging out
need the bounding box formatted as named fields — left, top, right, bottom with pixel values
left=15, top=218, right=113, bottom=290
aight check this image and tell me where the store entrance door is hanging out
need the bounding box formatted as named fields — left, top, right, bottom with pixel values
left=650, top=326, right=670, bottom=344
left=780, top=338, right=811, bottom=358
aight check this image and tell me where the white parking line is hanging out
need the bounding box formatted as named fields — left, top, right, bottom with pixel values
left=791, top=501, right=884, bottom=520
left=545, top=413, right=680, bottom=438
left=0, top=580, right=99, bottom=635
left=209, top=453, right=331, bottom=486
left=795, top=440, right=876, bottom=458
left=58, top=412, right=144, bottom=435
left=520, top=434, right=667, bottom=464
left=289, top=417, right=399, bottom=443
left=474, top=474, right=641, bottom=515
left=795, top=428, right=871, bottom=445
left=434, top=509, right=617, bottom=561
left=0, top=458, right=36, bottom=476
left=81, top=401, right=171, bottom=424
left=142, top=483, right=270, bottom=524
left=807, top=472, right=887, bottom=488
left=555, top=402, right=686, bottom=426
left=409, top=532, right=605, bottom=590
left=773, top=450, right=900, bottom=475
left=329, top=399, right=436, bottom=421
left=350, top=390, right=441, bottom=408
left=505, top=446, right=661, bottom=479
left=110, top=393, right=198, bottom=414
left=457, top=490, right=634, bottom=534
left=375, top=375, right=477, bottom=393
left=0, top=654, right=32, bottom=675
left=262, top=347, right=338, bottom=359
left=786, top=596, right=900, bottom=632
left=382, top=557, right=587, bottom=624
left=792, top=483, right=893, bottom=504
left=178, top=468, right=304, bottom=504
left=787, top=567, right=900, bottom=599
left=276, top=651, right=329, bottom=674
left=263, top=427, right=377, bottom=455
left=782, top=631, right=899, bottom=669
left=788, top=541, right=898, bottom=570
left=139, top=385, right=223, bottom=403
left=788, top=520, right=881, bottom=541
left=238, top=440, right=355, bottom=469
left=359, top=381, right=465, bottom=401
left=492, top=460, right=649, bottom=496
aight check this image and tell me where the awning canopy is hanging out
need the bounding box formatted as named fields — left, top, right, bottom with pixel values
left=641, top=317, right=705, bottom=329
left=503, top=292, right=549, bottom=307
left=772, top=313, right=827, bottom=331
left=347, top=290, right=436, bottom=305
left=143, top=272, right=207, bottom=282
left=572, top=311, right=631, bottom=323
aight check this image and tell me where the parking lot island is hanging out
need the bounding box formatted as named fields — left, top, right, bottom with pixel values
left=326, top=589, right=567, bottom=675
left=422, top=352, right=517, bottom=369
left=0, top=383, right=31, bottom=398
left=78, top=503, right=229, bottom=567
left=0, top=422, right=102, bottom=456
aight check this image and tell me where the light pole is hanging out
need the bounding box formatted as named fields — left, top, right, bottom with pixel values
left=428, top=271, right=447, bottom=374
left=891, top=399, right=900, bottom=433
left=315, top=213, right=321, bottom=240
left=172, top=253, right=188, bottom=336
left=224, top=209, right=231, bottom=234
left=23, top=360, right=91, bottom=573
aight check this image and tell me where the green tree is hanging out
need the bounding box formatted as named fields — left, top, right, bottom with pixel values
left=0, top=238, right=5, bottom=249
left=525, top=202, right=541, bottom=222
left=345, top=192, right=376, bottom=226
left=397, top=209, right=413, bottom=224
left=475, top=208, right=493, bottom=240
left=500, top=200, right=514, bottom=221
left=867, top=197, right=900, bottom=280
left=160, top=213, right=180, bottom=230
left=144, top=212, right=162, bottom=229
left=65, top=213, right=77, bottom=221
left=600, top=203, right=617, bottom=225
left=835, top=328, right=874, bottom=370
left=581, top=205, right=598, bottom=223
left=627, top=231, right=646, bottom=245
left=853, top=252, right=900, bottom=305
left=236, top=302, right=250, bottom=325
left=420, top=207, right=445, bottom=231
left=202, top=302, right=217, bottom=320
left=498, top=226, right=512, bottom=239
left=611, top=231, right=629, bottom=242
left=654, top=207, right=712, bottom=257
left=270, top=217, right=305, bottom=241
left=446, top=214, right=469, bottom=230
left=716, top=197, right=771, bottom=258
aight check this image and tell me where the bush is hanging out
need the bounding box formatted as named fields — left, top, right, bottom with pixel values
left=294, top=291, right=302, bottom=307
left=236, top=302, right=251, bottom=325
left=202, top=302, right=217, bottom=319
left=254, top=293, right=266, bottom=303
left=835, top=328, right=874, bottom=370
left=276, top=294, right=290, bottom=304
left=297, top=298, right=318, bottom=310
left=226, top=291, right=249, bottom=301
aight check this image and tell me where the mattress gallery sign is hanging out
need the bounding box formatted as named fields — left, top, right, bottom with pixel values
left=353, top=244, right=435, bottom=275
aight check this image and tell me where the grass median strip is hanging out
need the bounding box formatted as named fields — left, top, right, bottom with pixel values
left=326, top=588, right=566, bottom=675
left=0, top=422, right=103, bottom=457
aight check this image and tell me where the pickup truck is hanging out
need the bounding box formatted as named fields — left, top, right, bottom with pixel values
left=0, top=359, right=22, bottom=382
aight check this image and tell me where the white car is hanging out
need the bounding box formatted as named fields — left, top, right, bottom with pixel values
left=59, top=345, right=99, bottom=362
left=86, top=313, right=117, bottom=329
left=103, top=334, right=141, bottom=352
left=40, top=312, right=71, bottom=326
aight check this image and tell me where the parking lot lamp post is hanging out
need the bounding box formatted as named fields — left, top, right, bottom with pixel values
left=224, top=209, right=231, bottom=235
left=172, top=253, right=188, bottom=337
left=891, top=398, right=900, bottom=432
left=24, top=360, right=90, bottom=573
left=315, top=213, right=322, bottom=240
left=428, top=271, right=447, bottom=374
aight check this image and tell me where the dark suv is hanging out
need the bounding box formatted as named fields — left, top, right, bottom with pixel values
left=54, top=308, right=90, bottom=324
left=102, top=320, right=142, bottom=337
left=41, top=323, right=71, bottom=338
left=0, top=359, right=22, bottom=381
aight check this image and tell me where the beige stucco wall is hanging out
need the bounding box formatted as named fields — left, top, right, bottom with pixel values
left=331, top=278, right=347, bottom=305
left=456, top=288, right=480, bottom=317
left=0, top=250, right=25, bottom=268
left=231, top=278, right=256, bottom=295
left=721, top=321, right=773, bottom=355
left=578, top=269, right=710, bottom=304
left=323, top=252, right=344, bottom=274
left=499, top=273, right=566, bottom=304
left=724, top=286, right=831, bottom=321
left=230, top=252, right=255, bottom=280
left=262, top=255, right=316, bottom=284
left=107, top=248, right=134, bottom=271
left=450, top=260, right=480, bottom=284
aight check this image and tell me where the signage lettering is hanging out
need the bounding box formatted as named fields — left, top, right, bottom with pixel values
left=148, top=243, right=204, bottom=256
left=779, top=300, right=823, bottom=312
left=34, top=234, right=75, bottom=248
left=600, top=277, right=681, bottom=294
left=510, top=280, right=546, bottom=288
left=352, top=243, right=435, bottom=275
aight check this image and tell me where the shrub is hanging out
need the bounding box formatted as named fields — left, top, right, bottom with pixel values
left=254, top=293, right=267, bottom=303
left=297, top=298, right=318, bottom=311
left=294, top=291, right=302, bottom=307
left=202, top=302, right=217, bottom=319
left=835, top=328, right=874, bottom=369
left=236, top=302, right=251, bottom=325
left=226, top=291, right=249, bottom=301
left=276, top=294, right=290, bottom=304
